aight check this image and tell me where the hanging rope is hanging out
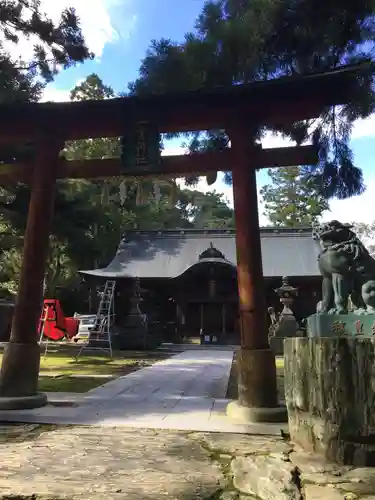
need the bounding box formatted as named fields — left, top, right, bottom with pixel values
left=99, top=173, right=199, bottom=207
left=119, top=180, right=127, bottom=205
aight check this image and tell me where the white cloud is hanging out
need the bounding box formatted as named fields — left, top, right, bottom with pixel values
left=320, top=180, right=375, bottom=224
left=41, top=88, right=71, bottom=103
left=1, top=0, right=135, bottom=63
left=41, top=77, right=91, bottom=102
left=161, top=146, right=189, bottom=156
left=351, top=114, right=375, bottom=140
left=260, top=131, right=295, bottom=149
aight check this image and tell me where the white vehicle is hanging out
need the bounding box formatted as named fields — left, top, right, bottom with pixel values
left=74, top=314, right=97, bottom=340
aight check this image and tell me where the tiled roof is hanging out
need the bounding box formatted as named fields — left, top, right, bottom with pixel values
left=80, top=228, right=319, bottom=279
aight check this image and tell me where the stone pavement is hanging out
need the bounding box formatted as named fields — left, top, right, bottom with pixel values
left=0, top=425, right=223, bottom=499
left=0, top=349, right=285, bottom=434
left=0, top=424, right=374, bottom=499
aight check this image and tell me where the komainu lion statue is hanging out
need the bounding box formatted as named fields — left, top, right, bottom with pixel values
left=313, top=220, right=375, bottom=315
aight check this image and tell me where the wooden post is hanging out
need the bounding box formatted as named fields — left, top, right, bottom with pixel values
left=0, top=137, right=61, bottom=409
left=226, top=124, right=286, bottom=423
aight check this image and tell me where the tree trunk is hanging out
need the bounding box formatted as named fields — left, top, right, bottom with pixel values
left=284, top=337, right=375, bottom=466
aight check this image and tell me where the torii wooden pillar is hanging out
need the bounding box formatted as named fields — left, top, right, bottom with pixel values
left=0, top=137, right=61, bottom=408
left=227, top=125, right=282, bottom=422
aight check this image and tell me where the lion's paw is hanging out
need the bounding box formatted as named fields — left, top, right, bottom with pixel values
left=353, top=308, right=367, bottom=315
left=327, top=308, right=348, bottom=315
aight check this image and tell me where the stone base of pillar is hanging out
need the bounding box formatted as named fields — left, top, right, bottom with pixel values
left=226, top=400, right=287, bottom=423
left=0, top=341, right=47, bottom=410
left=226, top=347, right=287, bottom=423
left=0, top=392, right=47, bottom=410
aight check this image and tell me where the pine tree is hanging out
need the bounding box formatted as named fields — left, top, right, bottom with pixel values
left=0, top=0, right=92, bottom=103
left=129, top=0, right=375, bottom=201
left=259, top=166, right=329, bottom=227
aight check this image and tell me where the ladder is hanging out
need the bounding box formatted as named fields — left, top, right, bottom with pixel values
left=39, top=304, right=50, bottom=358
left=77, top=280, right=116, bottom=358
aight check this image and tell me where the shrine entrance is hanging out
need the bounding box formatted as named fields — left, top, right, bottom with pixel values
left=173, top=245, right=240, bottom=345
left=199, top=302, right=239, bottom=345
left=0, top=63, right=366, bottom=419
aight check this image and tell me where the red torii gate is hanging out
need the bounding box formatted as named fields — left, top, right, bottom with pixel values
left=0, top=63, right=366, bottom=416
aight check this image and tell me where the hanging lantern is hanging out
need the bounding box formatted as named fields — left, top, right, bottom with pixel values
left=153, top=182, right=161, bottom=204
left=206, top=171, right=217, bottom=186
left=168, top=180, right=177, bottom=207
left=119, top=180, right=127, bottom=206
left=142, top=183, right=150, bottom=205
left=101, top=182, right=110, bottom=205
left=136, top=182, right=143, bottom=206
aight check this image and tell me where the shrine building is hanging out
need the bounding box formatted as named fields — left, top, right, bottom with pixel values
left=79, top=227, right=321, bottom=345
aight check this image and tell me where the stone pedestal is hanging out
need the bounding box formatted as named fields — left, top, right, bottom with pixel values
left=226, top=347, right=287, bottom=423
left=284, top=337, right=375, bottom=465
left=112, top=278, right=161, bottom=350
left=270, top=314, right=302, bottom=355
left=112, top=322, right=159, bottom=350
left=268, top=277, right=301, bottom=356
left=0, top=341, right=47, bottom=409
left=112, top=310, right=160, bottom=351
left=307, top=312, right=375, bottom=337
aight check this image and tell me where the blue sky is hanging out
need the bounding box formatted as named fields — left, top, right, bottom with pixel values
left=40, top=0, right=375, bottom=226
left=44, top=0, right=206, bottom=97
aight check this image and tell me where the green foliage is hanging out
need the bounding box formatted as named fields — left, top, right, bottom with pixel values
left=70, top=74, right=114, bottom=101
left=0, top=0, right=92, bottom=103
left=129, top=0, right=375, bottom=199
left=351, top=221, right=375, bottom=255
left=182, top=130, right=230, bottom=186
left=0, top=0, right=93, bottom=297
left=0, top=72, right=234, bottom=302
left=260, top=166, right=330, bottom=227
left=64, top=74, right=121, bottom=160
left=181, top=189, right=234, bottom=228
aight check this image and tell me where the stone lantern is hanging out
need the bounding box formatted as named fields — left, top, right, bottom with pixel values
left=269, top=276, right=300, bottom=355
left=275, top=276, right=298, bottom=317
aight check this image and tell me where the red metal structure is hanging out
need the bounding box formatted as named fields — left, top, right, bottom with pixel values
left=38, top=299, right=79, bottom=341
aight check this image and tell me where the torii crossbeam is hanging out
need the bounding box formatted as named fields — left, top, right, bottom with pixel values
left=0, top=63, right=368, bottom=418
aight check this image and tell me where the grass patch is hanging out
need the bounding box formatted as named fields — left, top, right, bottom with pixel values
left=34, top=351, right=162, bottom=392
left=0, top=349, right=171, bottom=377
left=38, top=375, right=112, bottom=393
left=0, top=423, right=59, bottom=444
left=39, top=355, right=151, bottom=376
left=226, top=354, right=284, bottom=400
